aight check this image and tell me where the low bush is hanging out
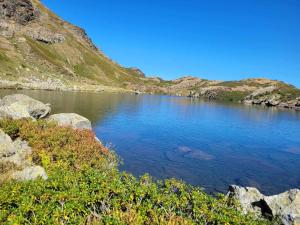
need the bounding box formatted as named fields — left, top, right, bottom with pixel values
left=0, top=119, right=270, bottom=224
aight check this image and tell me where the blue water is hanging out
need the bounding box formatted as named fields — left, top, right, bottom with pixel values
left=1, top=90, right=300, bottom=195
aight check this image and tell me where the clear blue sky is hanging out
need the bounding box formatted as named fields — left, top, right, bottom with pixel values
left=41, top=0, right=300, bottom=87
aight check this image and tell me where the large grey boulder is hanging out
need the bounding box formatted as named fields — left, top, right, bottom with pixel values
left=228, top=185, right=300, bottom=225
left=264, top=189, right=300, bottom=225
left=227, top=185, right=264, bottom=216
left=48, top=113, right=92, bottom=130
left=0, top=94, right=51, bottom=119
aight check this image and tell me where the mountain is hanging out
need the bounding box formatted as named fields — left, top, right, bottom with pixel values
left=0, top=0, right=145, bottom=91
left=0, top=0, right=299, bottom=109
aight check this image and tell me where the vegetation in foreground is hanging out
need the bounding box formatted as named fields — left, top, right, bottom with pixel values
left=0, top=119, right=271, bottom=224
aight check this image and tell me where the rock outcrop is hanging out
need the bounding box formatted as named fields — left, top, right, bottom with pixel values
left=0, top=94, right=51, bottom=119
left=12, top=165, right=47, bottom=181
left=29, top=27, right=65, bottom=44
left=48, top=113, right=92, bottom=130
left=0, top=0, right=39, bottom=25
left=0, top=129, right=47, bottom=182
left=228, top=185, right=300, bottom=225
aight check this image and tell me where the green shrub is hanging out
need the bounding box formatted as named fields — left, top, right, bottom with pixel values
left=0, top=119, right=270, bottom=225
left=0, top=120, right=20, bottom=140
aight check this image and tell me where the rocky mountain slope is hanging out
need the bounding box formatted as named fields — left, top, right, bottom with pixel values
left=0, top=0, right=145, bottom=91
left=0, top=0, right=299, bottom=109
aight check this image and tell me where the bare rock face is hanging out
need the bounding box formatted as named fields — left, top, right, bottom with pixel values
left=48, top=113, right=92, bottom=130
left=28, top=27, right=65, bottom=44
left=245, top=86, right=278, bottom=100
left=242, top=86, right=286, bottom=107
left=0, top=0, right=39, bottom=25
left=228, top=185, right=300, bottom=225
left=129, top=67, right=146, bottom=77
left=64, top=24, right=98, bottom=50
left=0, top=94, right=51, bottom=119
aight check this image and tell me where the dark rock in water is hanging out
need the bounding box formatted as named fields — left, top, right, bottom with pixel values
left=227, top=185, right=300, bottom=225
left=0, top=0, right=39, bottom=25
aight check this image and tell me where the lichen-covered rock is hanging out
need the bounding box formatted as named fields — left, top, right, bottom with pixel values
left=0, top=129, right=31, bottom=166
left=48, top=113, right=92, bottom=130
left=12, top=166, right=48, bottom=181
left=0, top=94, right=51, bottom=119
left=227, top=185, right=300, bottom=225
left=0, top=129, right=48, bottom=182
left=263, top=189, right=300, bottom=225
left=227, top=185, right=264, bottom=216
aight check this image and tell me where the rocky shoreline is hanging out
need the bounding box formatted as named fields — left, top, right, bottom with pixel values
left=0, top=78, right=131, bottom=93
left=0, top=94, right=299, bottom=224
left=1, top=78, right=300, bottom=112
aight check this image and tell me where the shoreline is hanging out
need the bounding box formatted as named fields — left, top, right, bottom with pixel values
left=1, top=79, right=299, bottom=112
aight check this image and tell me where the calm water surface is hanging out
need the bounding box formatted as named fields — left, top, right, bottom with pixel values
left=1, top=90, right=300, bottom=195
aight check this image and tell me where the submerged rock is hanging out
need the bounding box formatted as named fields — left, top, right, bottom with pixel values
left=0, top=94, right=51, bottom=119
left=228, top=185, right=300, bottom=225
left=48, top=113, right=92, bottom=130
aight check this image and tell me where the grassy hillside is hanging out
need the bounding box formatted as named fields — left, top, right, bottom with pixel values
left=0, top=0, right=144, bottom=88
